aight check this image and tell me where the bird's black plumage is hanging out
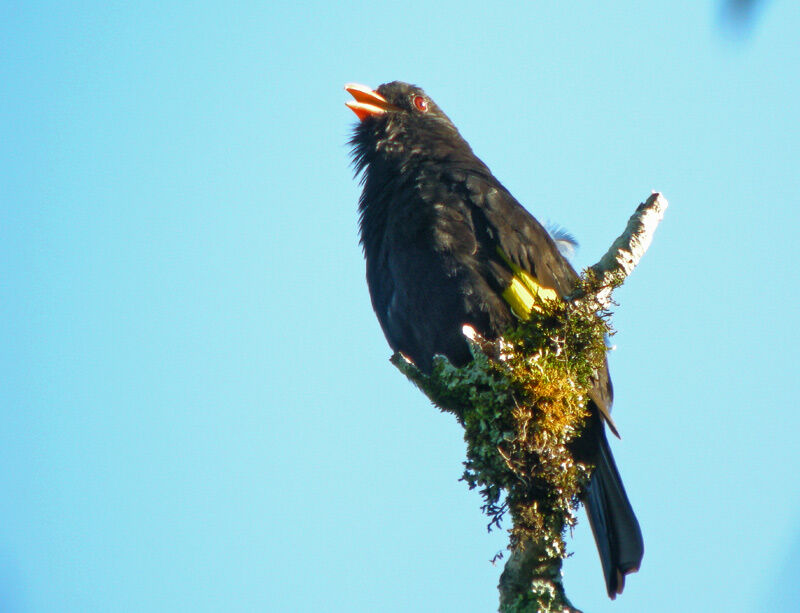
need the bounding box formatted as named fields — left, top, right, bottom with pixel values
left=348, top=81, right=643, bottom=598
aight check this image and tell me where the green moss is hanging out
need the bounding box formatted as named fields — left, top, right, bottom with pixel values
left=392, top=277, right=613, bottom=611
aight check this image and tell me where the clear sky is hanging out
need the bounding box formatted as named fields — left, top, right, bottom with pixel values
left=2, top=1, right=799, bottom=612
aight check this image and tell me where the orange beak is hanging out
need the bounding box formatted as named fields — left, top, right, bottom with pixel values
left=345, top=83, right=397, bottom=121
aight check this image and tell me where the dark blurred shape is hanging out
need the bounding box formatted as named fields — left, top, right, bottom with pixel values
left=761, top=528, right=800, bottom=611
left=726, top=0, right=761, bottom=19
left=0, top=551, right=25, bottom=613
left=719, top=0, right=769, bottom=34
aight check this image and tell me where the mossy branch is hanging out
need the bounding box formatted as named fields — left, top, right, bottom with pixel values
left=391, top=193, right=667, bottom=612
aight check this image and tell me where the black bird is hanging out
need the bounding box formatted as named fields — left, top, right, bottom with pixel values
left=346, top=81, right=643, bottom=598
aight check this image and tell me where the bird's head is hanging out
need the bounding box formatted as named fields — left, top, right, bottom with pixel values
left=346, top=81, right=471, bottom=175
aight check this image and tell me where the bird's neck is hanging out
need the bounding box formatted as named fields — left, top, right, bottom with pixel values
left=357, top=156, right=415, bottom=255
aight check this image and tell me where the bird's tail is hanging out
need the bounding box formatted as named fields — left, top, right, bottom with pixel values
left=583, top=430, right=644, bottom=599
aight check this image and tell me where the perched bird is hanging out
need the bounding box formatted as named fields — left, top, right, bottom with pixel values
left=346, top=81, right=643, bottom=598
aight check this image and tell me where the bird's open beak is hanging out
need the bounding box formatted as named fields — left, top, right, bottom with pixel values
left=345, top=83, right=397, bottom=121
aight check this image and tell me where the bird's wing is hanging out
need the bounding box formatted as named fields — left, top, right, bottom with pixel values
left=460, top=170, right=617, bottom=431
left=462, top=172, right=580, bottom=297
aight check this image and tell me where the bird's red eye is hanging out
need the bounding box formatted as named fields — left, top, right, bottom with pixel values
left=413, top=95, right=428, bottom=112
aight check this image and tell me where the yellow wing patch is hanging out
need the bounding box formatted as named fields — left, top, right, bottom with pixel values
left=498, top=248, right=558, bottom=320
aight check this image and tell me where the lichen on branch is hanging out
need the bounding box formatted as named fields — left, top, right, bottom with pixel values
left=393, top=277, right=609, bottom=613
left=391, top=194, right=667, bottom=612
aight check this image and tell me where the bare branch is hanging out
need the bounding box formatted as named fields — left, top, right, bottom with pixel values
left=584, top=192, right=668, bottom=307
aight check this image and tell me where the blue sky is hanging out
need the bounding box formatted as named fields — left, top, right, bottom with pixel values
left=2, top=2, right=799, bottom=611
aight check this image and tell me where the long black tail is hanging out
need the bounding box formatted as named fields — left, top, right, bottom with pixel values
left=583, top=430, right=644, bottom=598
